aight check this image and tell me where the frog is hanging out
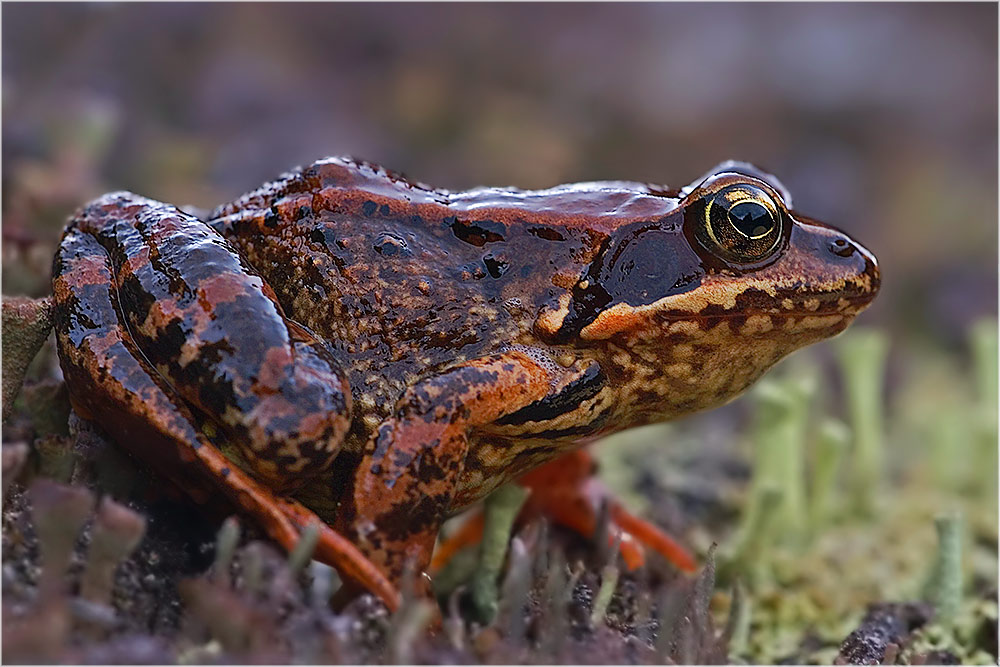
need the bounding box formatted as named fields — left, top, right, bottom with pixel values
left=51, top=157, right=879, bottom=610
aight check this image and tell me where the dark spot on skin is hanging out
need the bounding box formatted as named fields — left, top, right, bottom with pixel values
left=264, top=206, right=280, bottom=228
left=221, top=467, right=230, bottom=477
left=196, top=376, right=238, bottom=424
left=379, top=204, right=390, bottom=216
left=483, top=253, right=509, bottom=279
left=306, top=227, right=351, bottom=273
left=555, top=220, right=706, bottom=341
left=60, top=284, right=111, bottom=346
left=555, top=275, right=613, bottom=342
left=155, top=318, right=190, bottom=360
left=504, top=443, right=562, bottom=471
left=117, top=274, right=159, bottom=324
left=296, top=205, right=312, bottom=220
left=597, top=224, right=703, bottom=306
left=528, top=227, right=565, bottom=242
left=362, top=200, right=377, bottom=216
left=378, top=491, right=453, bottom=541
left=450, top=218, right=506, bottom=247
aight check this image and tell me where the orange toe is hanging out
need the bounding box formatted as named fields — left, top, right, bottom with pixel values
left=610, top=502, right=697, bottom=573
left=518, top=449, right=697, bottom=573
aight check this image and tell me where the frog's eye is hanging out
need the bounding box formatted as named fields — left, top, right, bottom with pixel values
left=697, top=184, right=783, bottom=263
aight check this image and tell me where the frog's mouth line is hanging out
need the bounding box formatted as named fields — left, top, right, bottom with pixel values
left=656, top=295, right=875, bottom=323
left=579, top=288, right=875, bottom=340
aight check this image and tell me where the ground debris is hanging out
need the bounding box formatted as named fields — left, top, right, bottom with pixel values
left=836, top=602, right=933, bottom=665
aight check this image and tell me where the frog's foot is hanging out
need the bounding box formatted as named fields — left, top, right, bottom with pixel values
left=429, top=450, right=697, bottom=575
left=518, top=449, right=697, bottom=573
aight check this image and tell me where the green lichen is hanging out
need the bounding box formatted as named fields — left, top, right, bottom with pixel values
left=921, top=512, right=964, bottom=627
left=835, top=328, right=889, bottom=516
left=809, top=418, right=849, bottom=532
left=970, top=319, right=998, bottom=499
left=212, top=517, right=241, bottom=585
left=589, top=560, right=620, bottom=626
left=707, top=324, right=997, bottom=663
left=286, top=523, right=319, bottom=575
left=469, top=483, right=529, bottom=623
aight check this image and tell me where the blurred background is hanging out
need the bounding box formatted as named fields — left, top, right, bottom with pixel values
left=3, top=2, right=996, bottom=348
left=2, top=5, right=997, bottom=662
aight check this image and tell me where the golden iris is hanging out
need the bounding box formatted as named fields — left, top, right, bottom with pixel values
left=699, top=184, right=782, bottom=263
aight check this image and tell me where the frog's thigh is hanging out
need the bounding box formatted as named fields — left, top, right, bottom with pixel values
left=54, top=227, right=219, bottom=490
left=66, top=193, right=350, bottom=491
left=340, top=351, right=555, bottom=583
left=53, top=204, right=399, bottom=610
left=54, top=227, right=294, bottom=530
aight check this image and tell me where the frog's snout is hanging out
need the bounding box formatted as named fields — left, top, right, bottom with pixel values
left=832, top=231, right=879, bottom=301
left=782, top=218, right=880, bottom=311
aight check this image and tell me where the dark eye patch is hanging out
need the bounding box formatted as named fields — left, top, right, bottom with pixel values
left=552, top=219, right=704, bottom=341
left=596, top=228, right=703, bottom=306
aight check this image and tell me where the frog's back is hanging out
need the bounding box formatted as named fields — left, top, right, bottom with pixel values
left=210, top=157, right=681, bottom=425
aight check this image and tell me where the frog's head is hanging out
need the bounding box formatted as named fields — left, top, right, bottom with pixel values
left=547, top=162, right=880, bottom=421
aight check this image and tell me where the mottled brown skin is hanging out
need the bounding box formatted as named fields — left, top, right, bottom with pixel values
left=52, top=157, right=879, bottom=609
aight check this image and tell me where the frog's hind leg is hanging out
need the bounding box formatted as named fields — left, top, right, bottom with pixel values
left=517, top=449, right=697, bottom=573
left=52, top=195, right=399, bottom=610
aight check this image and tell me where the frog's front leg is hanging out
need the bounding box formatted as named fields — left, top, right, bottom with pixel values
left=338, top=350, right=561, bottom=586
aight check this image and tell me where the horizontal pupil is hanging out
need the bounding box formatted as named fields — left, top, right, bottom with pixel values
left=728, top=201, right=772, bottom=237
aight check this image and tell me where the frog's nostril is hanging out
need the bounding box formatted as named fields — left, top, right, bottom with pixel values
left=829, top=236, right=856, bottom=258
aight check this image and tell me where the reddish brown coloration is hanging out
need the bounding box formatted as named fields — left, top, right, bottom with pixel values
left=52, top=157, right=879, bottom=603
left=338, top=350, right=553, bottom=584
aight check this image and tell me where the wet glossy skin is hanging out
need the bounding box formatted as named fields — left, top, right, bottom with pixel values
left=52, top=157, right=879, bottom=607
